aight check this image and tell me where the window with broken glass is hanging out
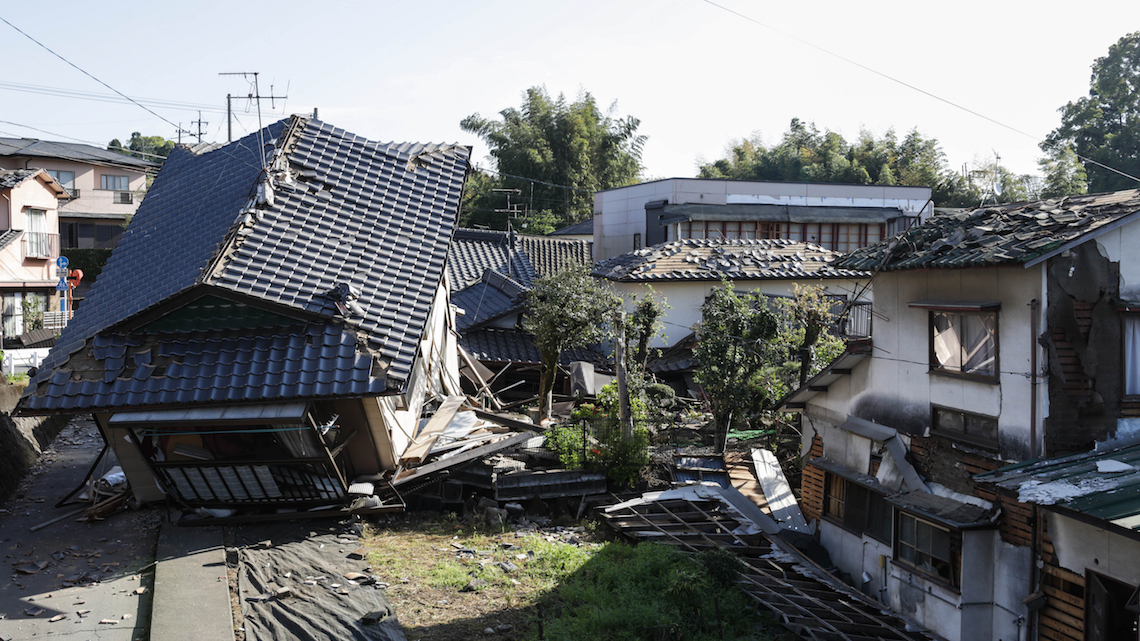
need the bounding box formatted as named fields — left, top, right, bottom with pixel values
left=896, top=513, right=960, bottom=587
left=929, top=310, right=998, bottom=380
left=932, top=406, right=998, bottom=448
left=824, top=473, right=892, bottom=543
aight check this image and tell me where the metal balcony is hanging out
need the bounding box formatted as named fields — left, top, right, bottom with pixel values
left=22, top=232, right=58, bottom=260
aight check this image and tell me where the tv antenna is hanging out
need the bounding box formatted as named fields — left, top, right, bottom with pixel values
left=219, top=71, right=289, bottom=142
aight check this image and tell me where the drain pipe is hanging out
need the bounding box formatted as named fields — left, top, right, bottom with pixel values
left=1028, top=298, right=1041, bottom=641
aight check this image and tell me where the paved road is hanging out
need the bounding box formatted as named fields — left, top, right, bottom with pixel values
left=0, top=416, right=163, bottom=640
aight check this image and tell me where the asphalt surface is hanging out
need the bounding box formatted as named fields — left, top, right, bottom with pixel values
left=0, top=415, right=163, bottom=640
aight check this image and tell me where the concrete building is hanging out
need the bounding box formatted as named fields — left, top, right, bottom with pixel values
left=592, top=178, right=932, bottom=261
left=0, top=138, right=157, bottom=251
left=779, top=189, right=1140, bottom=641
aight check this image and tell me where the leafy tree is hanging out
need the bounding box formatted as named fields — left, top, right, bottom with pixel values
left=693, top=282, right=778, bottom=451
left=1045, top=32, right=1140, bottom=193
left=774, top=284, right=845, bottom=389
left=698, top=120, right=1007, bottom=209
left=461, top=87, right=646, bottom=229
left=108, top=132, right=174, bottom=165
left=524, top=264, right=620, bottom=420
left=1039, top=145, right=1089, bottom=199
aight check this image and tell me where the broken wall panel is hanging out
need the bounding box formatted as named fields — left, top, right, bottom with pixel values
left=1044, top=248, right=1125, bottom=455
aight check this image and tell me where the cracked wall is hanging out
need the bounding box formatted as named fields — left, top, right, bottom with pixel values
left=1044, top=245, right=1123, bottom=455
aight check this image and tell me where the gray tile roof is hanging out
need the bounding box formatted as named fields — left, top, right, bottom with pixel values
left=21, top=116, right=469, bottom=413
left=836, top=189, right=1140, bottom=272
left=0, top=137, right=159, bottom=170
left=549, top=218, right=593, bottom=236
left=446, top=228, right=591, bottom=291
left=0, top=168, right=40, bottom=189
left=0, top=229, right=22, bottom=252
left=461, top=327, right=608, bottom=367
left=592, top=238, right=869, bottom=282
left=451, top=269, right=527, bottom=331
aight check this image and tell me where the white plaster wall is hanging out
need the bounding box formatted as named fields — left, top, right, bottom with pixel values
left=1092, top=224, right=1140, bottom=302
left=1047, top=511, right=1140, bottom=587
left=803, top=265, right=1045, bottom=460
left=593, top=179, right=933, bottom=261
left=609, top=278, right=869, bottom=349
left=888, top=561, right=966, bottom=641
left=819, top=522, right=894, bottom=599
left=0, top=159, right=146, bottom=218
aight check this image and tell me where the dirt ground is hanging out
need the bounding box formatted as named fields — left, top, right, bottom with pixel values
left=0, top=416, right=163, bottom=641
left=360, top=513, right=608, bottom=641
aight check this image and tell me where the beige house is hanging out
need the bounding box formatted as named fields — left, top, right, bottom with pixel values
left=0, top=138, right=156, bottom=251
left=0, top=169, right=68, bottom=346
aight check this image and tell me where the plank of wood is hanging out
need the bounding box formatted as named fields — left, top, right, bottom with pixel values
left=399, top=396, right=465, bottom=464
left=392, top=431, right=535, bottom=488
left=751, top=448, right=810, bottom=532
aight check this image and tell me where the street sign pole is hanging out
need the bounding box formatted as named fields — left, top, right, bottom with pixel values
left=56, top=256, right=69, bottom=313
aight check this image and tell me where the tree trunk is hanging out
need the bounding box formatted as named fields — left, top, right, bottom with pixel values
left=538, top=348, right=560, bottom=421
left=615, top=311, right=633, bottom=442
left=797, top=324, right=823, bottom=387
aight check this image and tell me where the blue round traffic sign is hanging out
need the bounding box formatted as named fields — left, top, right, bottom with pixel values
left=56, top=256, right=69, bottom=269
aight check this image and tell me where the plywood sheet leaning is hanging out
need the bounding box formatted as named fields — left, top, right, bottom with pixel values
left=399, top=395, right=465, bottom=465
left=751, top=448, right=812, bottom=533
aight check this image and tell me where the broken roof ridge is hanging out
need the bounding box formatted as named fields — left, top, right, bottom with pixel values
left=836, top=187, right=1140, bottom=272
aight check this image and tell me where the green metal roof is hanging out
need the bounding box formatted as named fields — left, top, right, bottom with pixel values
left=978, top=442, right=1140, bottom=531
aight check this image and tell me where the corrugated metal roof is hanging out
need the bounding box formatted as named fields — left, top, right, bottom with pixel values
left=20, top=116, right=469, bottom=413
left=592, top=238, right=869, bottom=283
left=836, top=188, right=1140, bottom=272
left=980, top=442, right=1140, bottom=531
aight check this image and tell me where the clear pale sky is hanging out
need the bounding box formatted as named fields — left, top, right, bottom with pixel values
left=1, top=1, right=1135, bottom=182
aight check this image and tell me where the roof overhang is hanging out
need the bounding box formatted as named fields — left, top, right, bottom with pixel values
left=107, top=402, right=308, bottom=426
left=660, top=203, right=905, bottom=225
left=908, top=300, right=1002, bottom=312
left=777, top=347, right=870, bottom=411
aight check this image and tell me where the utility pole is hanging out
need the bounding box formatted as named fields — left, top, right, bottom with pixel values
left=614, top=310, right=633, bottom=442
left=191, top=111, right=208, bottom=143
left=219, top=72, right=288, bottom=142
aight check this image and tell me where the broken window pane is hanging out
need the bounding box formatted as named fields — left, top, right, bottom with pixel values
left=1126, top=315, right=1140, bottom=396
left=931, top=311, right=997, bottom=377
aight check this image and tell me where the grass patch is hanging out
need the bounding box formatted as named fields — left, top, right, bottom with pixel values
left=362, top=514, right=788, bottom=640
left=538, top=543, right=774, bottom=640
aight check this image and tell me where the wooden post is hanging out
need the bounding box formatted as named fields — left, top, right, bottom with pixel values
left=615, top=310, right=633, bottom=442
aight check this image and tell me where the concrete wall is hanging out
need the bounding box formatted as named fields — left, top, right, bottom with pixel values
left=0, top=158, right=146, bottom=220
left=0, top=384, right=71, bottom=502
left=610, top=277, right=869, bottom=349
left=1047, top=511, right=1140, bottom=587
left=593, top=178, right=933, bottom=260
left=802, top=265, right=1045, bottom=463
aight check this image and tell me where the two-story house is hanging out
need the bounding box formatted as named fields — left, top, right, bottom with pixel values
left=592, top=178, right=933, bottom=261
left=0, top=137, right=157, bottom=252
left=0, top=169, right=68, bottom=346
left=779, top=188, right=1140, bottom=641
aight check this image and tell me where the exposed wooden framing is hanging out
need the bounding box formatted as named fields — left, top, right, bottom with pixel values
left=391, top=430, right=535, bottom=488
left=399, top=395, right=465, bottom=464
left=598, top=494, right=932, bottom=641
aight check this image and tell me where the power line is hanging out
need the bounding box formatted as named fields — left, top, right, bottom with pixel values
left=700, top=0, right=1140, bottom=185
left=475, top=165, right=592, bottom=194
left=0, top=14, right=181, bottom=130
left=0, top=80, right=233, bottom=114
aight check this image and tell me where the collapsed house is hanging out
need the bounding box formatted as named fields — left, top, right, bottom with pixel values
left=592, top=237, right=872, bottom=397
left=16, top=116, right=471, bottom=517
left=446, top=228, right=607, bottom=405
left=779, top=189, right=1140, bottom=641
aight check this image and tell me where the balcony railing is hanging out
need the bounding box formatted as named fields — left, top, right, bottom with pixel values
left=22, top=232, right=58, bottom=260
left=835, top=300, right=873, bottom=340
left=112, top=191, right=133, bottom=205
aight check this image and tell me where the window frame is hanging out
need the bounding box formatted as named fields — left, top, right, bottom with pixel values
left=895, top=512, right=961, bottom=588
left=100, top=174, right=129, bottom=191
left=1123, top=313, right=1140, bottom=399
left=931, top=405, right=999, bottom=450
left=910, top=302, right=1000, bottom=383
left=822, top=472, right=893, bottom=544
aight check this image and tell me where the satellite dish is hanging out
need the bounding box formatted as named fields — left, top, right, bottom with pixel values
left=994, top=181, right=1003, bottom=196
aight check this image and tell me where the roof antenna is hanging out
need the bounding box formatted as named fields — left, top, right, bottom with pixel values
left=219, top=72, right=288, bottom=146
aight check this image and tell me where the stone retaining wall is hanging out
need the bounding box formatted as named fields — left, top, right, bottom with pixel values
left=0, top=384, right=71, bottom=502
